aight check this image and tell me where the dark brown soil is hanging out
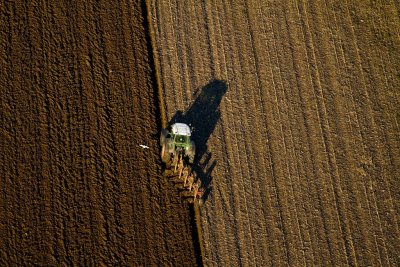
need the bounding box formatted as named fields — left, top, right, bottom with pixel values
left=0, top=1, right=197, bottom=265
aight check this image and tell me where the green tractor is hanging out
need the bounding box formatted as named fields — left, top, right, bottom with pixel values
left=160, top=123, right=196, bottom=167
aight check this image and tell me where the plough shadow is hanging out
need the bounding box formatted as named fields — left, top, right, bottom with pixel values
left=168, top=79, right=227, bottom=204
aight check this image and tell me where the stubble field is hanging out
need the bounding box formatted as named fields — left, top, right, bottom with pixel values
left=149, top=0, right=400, bottom=266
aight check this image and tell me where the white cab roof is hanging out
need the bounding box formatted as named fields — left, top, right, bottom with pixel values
left=171, top=123, right=191, bottom=136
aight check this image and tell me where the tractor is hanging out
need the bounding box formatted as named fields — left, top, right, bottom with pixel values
left=160, top=122, right=206, bottom=205
left=160, top=123, right=196, bottom=168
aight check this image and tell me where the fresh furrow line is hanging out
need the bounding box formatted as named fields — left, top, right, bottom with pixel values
left=146, top=1, right=203, bottom=265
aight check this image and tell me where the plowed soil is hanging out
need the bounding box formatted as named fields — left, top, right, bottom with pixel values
left=149, top=0, right=400, bottom=266
left=0, top=1, right=197, bottom=266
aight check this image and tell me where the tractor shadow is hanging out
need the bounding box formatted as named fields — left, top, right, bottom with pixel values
left=168, top=79, right=227, bottom=204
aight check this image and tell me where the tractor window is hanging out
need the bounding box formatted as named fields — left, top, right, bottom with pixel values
left=175, top=135, right=187, bottom=143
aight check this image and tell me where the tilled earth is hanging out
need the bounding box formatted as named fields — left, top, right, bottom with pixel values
left=0, top=1, right=197, bottom=265
left=149, top=0, right=400, bottom=266
left=1, top=1, right=399, bottom=266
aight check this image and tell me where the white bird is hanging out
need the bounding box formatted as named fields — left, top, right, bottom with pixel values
left=139, top=144, right=149, bottom=149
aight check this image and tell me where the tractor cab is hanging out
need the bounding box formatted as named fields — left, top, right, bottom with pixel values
left=160, top=123, right=196, bottom=164
left=171, top=123, right=191, bottom=148
left=174, top=134, right=188, bottom=144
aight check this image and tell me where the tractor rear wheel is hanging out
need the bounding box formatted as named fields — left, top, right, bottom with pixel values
left=161, top=143, right=170, bottom=164
left=160, top=128, right=168, bottom=145
left=187, top=142, right=196, bottom=164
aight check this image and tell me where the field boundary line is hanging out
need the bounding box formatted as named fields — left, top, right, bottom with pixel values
left=144, top=0, right=166, bottom=128
left=144, top=1, right=205, bottom=265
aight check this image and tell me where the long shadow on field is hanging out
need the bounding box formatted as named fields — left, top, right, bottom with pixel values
left=169, top=80, right=227, bottom=204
